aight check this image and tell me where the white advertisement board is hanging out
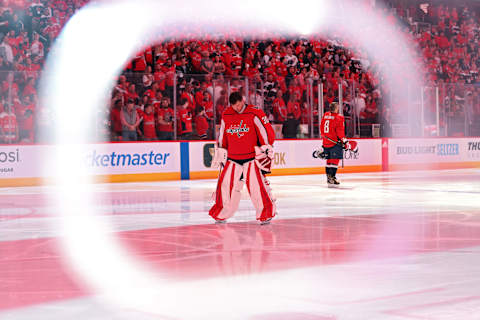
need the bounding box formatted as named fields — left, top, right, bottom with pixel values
left=84, top=142, right=180, bottom=175
left=0, top=142, right=181, bottom=180
left=189, top=139, right=382, bottom=174
left=189, top=141, right=216, bottom=172
left=272, top=139, right=381, bottom=169
left=389, top=138, right=480, bottom=165
left=0, top=145, right=54, bottom=179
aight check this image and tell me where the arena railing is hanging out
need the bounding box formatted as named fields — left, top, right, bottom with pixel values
left=1, top=71, right=479, bottom=145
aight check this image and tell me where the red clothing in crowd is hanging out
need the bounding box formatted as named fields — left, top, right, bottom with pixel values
left=273, top=97, right=287, bottom=122
left=435, top=34, right=450, bottom=49
left=163, top=66, right=176, bottom=87
left=180, top=91, right=195, bottom=111
left=190, top=51, right=202, bottom=72
left=177, top=108, right=192, bottom=135
left=154, top=71, right=166, bottom=91
left=195, top=114, right=209, bottom=138
left=22, top=83, right=37, bottom=97
left=157, top=107, right=174, bottom=132
left=139, top=110, right=156, bottom=139
left=145, top=47, right=153, bottom=64
left=195, top=91, right=204, bottom=108
left=287, top=101, right=301, bottom=120
left=151, top=97, right=162, bottom=110
left=133, top=52, right=147, bottom=72
left=110, top=108, right=122, bottom=134
left=0, top=112, right=18, bottom=142
left=201, top=100, right=214, bottom=119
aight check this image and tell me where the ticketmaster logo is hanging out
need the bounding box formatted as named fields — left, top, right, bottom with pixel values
left=86, top=150, right=171, bottom=167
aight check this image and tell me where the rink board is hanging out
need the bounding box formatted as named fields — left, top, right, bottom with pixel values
left=388, top=138, right=480, bottom=171
left=189, top=139, right=382, bottom=179
left=0, top=142, right=181, bottom=187
left=1, top=138, right=479, bottom=186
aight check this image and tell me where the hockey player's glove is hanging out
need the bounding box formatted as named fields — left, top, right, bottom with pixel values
left=312, top=145, right=327, bottom=159
left=211, top=145, right=227, bottom=169
left=341, top=139, right=358, bottom=154
left=254, top=144, right=274, bottom=174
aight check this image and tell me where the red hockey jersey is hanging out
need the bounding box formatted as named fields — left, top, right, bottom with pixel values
left=320, top=111, right=345, bottom=148
left=218, top=104, right=275, bottom=161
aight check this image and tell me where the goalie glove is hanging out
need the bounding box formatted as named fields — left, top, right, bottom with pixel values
left=211, top=145, right=227, bottom=169
left=254, top=144, right=274, bottom=174
left=312, top=145, right=327, bottom=159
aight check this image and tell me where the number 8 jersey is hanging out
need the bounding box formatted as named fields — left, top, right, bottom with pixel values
left=320, top=111, right=345, bottom=148
left=218, top=104, right=275, bottom=161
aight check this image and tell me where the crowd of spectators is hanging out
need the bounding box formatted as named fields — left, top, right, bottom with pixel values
left=0, top=0, right=480, bottom=143
left=107, top=36, right=382, bottom=141
left=0, top=0, right=88, bottom=143
left=397, top=0, right=480, bottom=135
left=109, top=1, right=480, bottom=141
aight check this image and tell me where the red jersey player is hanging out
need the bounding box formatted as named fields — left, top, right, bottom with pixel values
left=318, top=102, right=357, bottom=187
left=209, top=92, right=276, bottom=225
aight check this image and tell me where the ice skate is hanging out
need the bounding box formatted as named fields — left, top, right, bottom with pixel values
left=214, top=219, right=227, bottom=224
left=260, top=218, right=272, bottom=225
left=327, top=176, right=340, bottom=188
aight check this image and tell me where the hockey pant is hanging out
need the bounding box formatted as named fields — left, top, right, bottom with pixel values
left=209, top=159, right=276, bottom=222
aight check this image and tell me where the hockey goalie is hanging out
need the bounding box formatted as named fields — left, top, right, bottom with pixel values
left=209, top=92, right=277, bottom=224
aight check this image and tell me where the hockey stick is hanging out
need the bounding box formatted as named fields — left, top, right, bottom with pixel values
left=324, top=136, right=343, bottom=147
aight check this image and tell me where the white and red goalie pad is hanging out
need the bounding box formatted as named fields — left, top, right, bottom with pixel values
left=209, top=159, right=276, bottom=222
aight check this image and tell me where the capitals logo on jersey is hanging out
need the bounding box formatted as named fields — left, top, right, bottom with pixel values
left=226, top=120, right=250, bottom=138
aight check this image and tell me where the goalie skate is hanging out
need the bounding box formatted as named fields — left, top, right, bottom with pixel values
left=260, top=218, right=272, bottom=225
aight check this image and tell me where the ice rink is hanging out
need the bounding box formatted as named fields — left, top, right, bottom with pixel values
left=1, top=168, right=480, bottom=320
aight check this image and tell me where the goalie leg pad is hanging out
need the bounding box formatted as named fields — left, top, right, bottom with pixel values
left=245, top=161, right=276, bottom=222
left=209, top=160, right=245, bottom=221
